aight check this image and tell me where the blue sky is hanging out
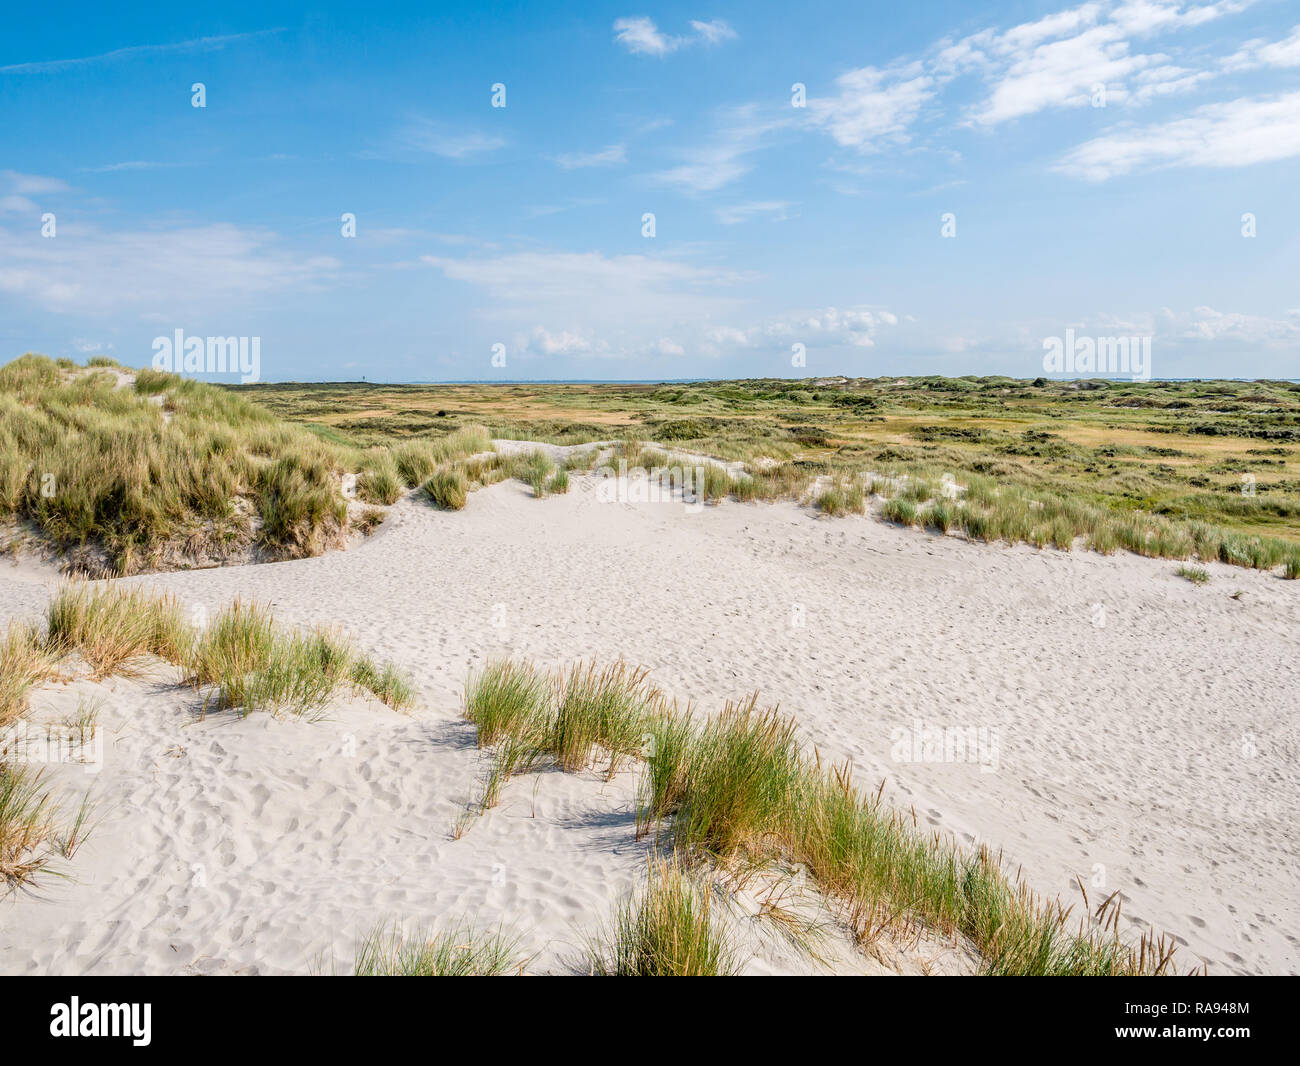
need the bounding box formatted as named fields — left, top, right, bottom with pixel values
left=1, top=0, right=1298, bottom=381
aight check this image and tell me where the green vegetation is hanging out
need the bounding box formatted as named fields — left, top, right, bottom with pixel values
left=43, top=582, right=414, bottom=717
left=241, top=375, right=1300, bottom=575
left=591, top=858, right=739, bottom=976
left=351, top=920, right=522, bottom=976
left=0, top=354, right=492, bottom=574
left=0, top=764, right=60, bottom=889
left=1176, top=565, right=1210, bottom=584
left=462, top=658, right=1189, bottom=976
left=423, top=467, right=469, bottom=510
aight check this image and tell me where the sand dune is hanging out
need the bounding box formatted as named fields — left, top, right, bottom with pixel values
left=2, top=468, right=1296, bottom=974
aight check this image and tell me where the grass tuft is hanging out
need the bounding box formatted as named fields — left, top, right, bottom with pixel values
left=352, top=920, right=522, bottom=976
left=591, top=858, right=739, bottom=976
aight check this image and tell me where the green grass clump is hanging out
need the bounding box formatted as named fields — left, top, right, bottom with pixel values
left=814, top=485, right=857, bottom=516
left=187, top=599, right=413, bottom=717
left=926, top=500, right=955, bottom=534
left=502, top=450, right=554, bottom=497
left=0, top=622, right=55, bottom=728
left=36, top=582, right=412, bottom=718
left=44, top=582, right=192, bottom=677
left=423, top=468, right=469, bottom=510
left=591, top=859, right=739, bottom=976
left=1176, top=565, right=1210, bottom=584
left=468, top=658, right=1186, bottom=977
left=546, top=469, right=570, bottom=495
left=0, top=764, right=59, bottom=889
left=356, top=453, right=404, bottom=505
left=463, top=660, right=552, bottom=748
left=352, top=920, right=522, bottom=976
left=553, top=661, right=658, bottom=778
left=881, top=497, right=918, bottom=526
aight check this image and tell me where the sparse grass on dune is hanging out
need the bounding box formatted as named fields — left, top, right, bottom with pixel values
left=591, top=858, right=739, bottom=976
left=356, top=452, right=404, bottom=505
left=2, top=583, right=415, bottom=894
left=814, top=481, right=866, bottom=516
left=463, top=659, right=552, bottom=748
left=44, top=582, right=192, bottom=677
left=351, top=920, right=523, bottom=976
left=1176, top=565, right=1210, bottom=584
left=553, top=660, right=658, bottom=778
left=423, top=467, right=469, bottom=510
left=0, top=764, right=60, bottom=889
left=186, top=599, right=415, bottom=717
left=463, top=658, right=1186, bottom=976
left=391, top=426, right=492, bottom=489
left=0, top=622, right=55, bottom=728
left=38, top=582, right=415, bottom=717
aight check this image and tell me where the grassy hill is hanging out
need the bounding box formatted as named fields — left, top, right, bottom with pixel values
left=0, top=354, right=488, bottom=575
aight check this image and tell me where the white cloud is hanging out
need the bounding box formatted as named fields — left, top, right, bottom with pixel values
left=612, top=16, right=737, bottom=56
left=1223, top=24, right=1300, bottom=71
left=0, top=221, right=342, bottom=315
left=418, top=252, right=903, bottom=363
left=808, top=64, right=935, bottom=150
left=421, top=250, right=752, bottom=359
left=954, top=1, right=1252, bottom=125
left=1168, top=304, right=1300, bottom=345
left=1054, top=91, right=1300, bottom=179
left=652, top=106, right=789, bottom=192
left=2, top=170, right=70, bottom=196
left=529, top=326, right=593, bottom=355
left=0, top=195, right=37, bottom=213
left=551, top=144, right=627, bottom=169
left=689, top=19, right=737, bottom=45
left=0, top=30, right=282, bottom=74
left=81, top=160, right=187, bottom=173
left=714, top=201, right=796, bottom=225
left=397, top=119, right=506, bottom=159
left=701, top=307, right=901, bottom=353
left=613, top=16, right=677, bottom=56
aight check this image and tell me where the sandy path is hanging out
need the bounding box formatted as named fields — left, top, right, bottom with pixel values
left=1, top=473, right=1296, bottom=974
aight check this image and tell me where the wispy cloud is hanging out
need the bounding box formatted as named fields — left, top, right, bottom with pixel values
left=80, top=161, right=190, bottom=174
left=396, top=119, right=507, bottom=159
left=2, top=170, right=70, bottom=196
left=612, top=16, right=737, bottom=57
left=947, top=1, right=1253, bottom=126
left=1054, top=90, right=1300, bottom=179
left=652, top=106, right=790, bottom=192
left=421, top=249, right=753, bottom=360
left=0, top=221, right=341, bottom=315
left=808, top=64, right=935, bottom=150
left=715, top=201, right=796, bottom=225
left=0, top=30, right=283, bottom=74
left=550, top=144, right=627, bottom=169
left=1222, top=23, right=1300, bottom=71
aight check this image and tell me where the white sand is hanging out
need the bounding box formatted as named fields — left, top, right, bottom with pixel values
left=1, top=469, right=1296, bottom=974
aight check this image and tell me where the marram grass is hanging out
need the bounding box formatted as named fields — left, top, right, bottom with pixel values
left=590, top=858, right=740, bottom=976
left=351, top=920, right=522, bottom=976
left=41, top=582, right=415, bottom=718
left=463, top=658, right=1188, bottom=977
